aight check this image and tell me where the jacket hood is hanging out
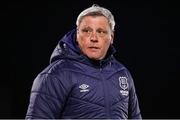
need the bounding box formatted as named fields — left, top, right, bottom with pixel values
left=50, top=29, right=116, bottom=67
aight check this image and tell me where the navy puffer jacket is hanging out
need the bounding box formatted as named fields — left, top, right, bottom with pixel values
left=26, top=29, right=141, bottom=119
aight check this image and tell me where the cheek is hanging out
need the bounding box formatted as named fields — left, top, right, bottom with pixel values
left=77, top=35, right=88, bottom=48
left=101, top=40, right=111, bottom=52
left=102, top=39, right=111, bottom=47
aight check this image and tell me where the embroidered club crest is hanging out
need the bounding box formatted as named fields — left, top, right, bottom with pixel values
left=119, top=76, right=128, bottom=90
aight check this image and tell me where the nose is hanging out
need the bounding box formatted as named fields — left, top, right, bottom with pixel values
left=90, top=32, right=98, bottom=42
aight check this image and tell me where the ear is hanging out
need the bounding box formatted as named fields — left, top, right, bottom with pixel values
left=110, top=32, right=114, bottom=44
left=76, top=28, right=79, bottom=42
left=76, top=27, right=79, bottom=34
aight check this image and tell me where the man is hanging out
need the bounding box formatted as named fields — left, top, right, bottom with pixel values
left=26, top=4, right=142, bottom=119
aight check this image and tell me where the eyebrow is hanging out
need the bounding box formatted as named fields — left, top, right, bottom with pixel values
left=81, top=26, right=92, bottom=30
left=96, top=28, right=106, bottom=31
left=81, top=26, right=107, bottom=31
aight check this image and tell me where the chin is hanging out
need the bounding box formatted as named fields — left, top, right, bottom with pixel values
left=90, top=56, right=104, bottom=60
left=86, top=53, right=104, bottom=60
left=87, top=56, right=99, bottom=60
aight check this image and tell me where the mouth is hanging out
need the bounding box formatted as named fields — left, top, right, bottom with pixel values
left=88, top=46, right=100, bottom=49
left=88, top=46, right=100, bottom=52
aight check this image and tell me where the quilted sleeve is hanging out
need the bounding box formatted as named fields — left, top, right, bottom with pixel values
left=26, top=70, right=72, bottom=119
left=127, top=70, right=142, bottom=119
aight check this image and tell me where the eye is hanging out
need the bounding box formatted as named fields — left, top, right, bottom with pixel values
left=97, top=29, right=107, bottom=34
left=82, top=29, right=91, bottom=33
left=82, top=29, right=88, bottom=32
left=97, top=30, right=102, bottom=34
left=96, top=29, right=107, bottom=37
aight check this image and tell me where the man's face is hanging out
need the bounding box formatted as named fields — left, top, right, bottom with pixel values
left=77, top=16, right=114, bottom=60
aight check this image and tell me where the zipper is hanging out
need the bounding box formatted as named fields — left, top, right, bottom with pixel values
left=99, top=64, right=111, bottom=118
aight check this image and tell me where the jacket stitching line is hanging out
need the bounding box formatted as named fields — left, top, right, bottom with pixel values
left=70, top=96, right=105, bottom=108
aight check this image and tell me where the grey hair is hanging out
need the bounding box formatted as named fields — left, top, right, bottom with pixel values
left=76, top=4, right=115, bottom=31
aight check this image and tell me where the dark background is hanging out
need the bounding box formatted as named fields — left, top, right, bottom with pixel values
left=2, top=0, right=180, bottom=118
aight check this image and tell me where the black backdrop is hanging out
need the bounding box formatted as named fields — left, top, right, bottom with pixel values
left=2, top=0, right=180, bottom=118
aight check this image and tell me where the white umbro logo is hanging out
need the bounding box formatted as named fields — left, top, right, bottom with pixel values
left=79, top=84, right=89, bottom=92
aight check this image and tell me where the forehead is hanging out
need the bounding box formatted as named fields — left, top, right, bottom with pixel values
left=79, top=16, right=110, bottom=29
